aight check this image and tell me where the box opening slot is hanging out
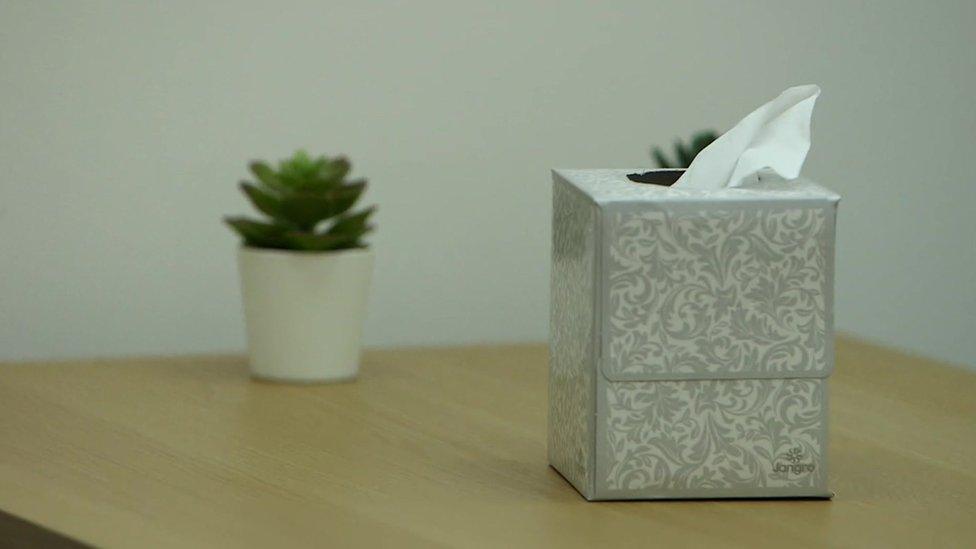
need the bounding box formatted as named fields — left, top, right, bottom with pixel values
left=626, top=169, right=684, bottom=186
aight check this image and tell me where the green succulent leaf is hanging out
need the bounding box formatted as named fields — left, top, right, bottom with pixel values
left=652, top=147, right=674, bottom=169
left=674, top=139, right=695, bottom=168
left=248, top=162, right=283, bottom=190
left=330, top=179, right=367, bottom=216
left=690, top=130, right=718, bottom=156
left=224, top=217, right=290, bottom=249
left=329, top=206, right=374, bottom=230
left=326, top=206, right=375, bottom=242
left=318, top=157, right=351, bottom=185
left=239, top=182, right=284, bottom=220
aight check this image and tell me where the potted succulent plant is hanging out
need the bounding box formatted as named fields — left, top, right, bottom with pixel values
left=225, top=151, right=376, bottom=383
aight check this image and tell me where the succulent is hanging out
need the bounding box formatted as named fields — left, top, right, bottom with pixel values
left=652, top=129, right=719, bottom=169
left=225, top=151, right=375, bottom=251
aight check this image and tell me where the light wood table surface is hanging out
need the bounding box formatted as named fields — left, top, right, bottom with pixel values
left=0, top=337, right=974, bottom=548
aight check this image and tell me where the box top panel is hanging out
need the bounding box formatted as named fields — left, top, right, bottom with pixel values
left=553, top=169, right=840, bottom=205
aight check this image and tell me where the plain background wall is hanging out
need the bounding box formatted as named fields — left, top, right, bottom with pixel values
left=1, top=0, right=974, bottom=368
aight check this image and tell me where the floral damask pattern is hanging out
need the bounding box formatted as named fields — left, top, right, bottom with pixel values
left=548, top=179, right=595, bottom=495
left=607, top=207, right=830, bottom=377
left=603, top=378, right=825, bottom=492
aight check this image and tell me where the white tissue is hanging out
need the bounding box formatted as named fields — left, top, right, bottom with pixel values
left=674, top=85, right=821, bottom=189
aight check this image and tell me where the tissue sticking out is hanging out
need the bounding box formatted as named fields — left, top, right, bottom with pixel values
left=674, top=85, right=821, bottom=190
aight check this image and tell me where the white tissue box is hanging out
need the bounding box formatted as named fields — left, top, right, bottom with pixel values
left=548, top=168, right=839, bottom=500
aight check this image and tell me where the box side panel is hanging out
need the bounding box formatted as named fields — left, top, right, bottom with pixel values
left=548, top=175, right=597, bottom=498
left=594, top=377, right=829, bottom=499
left=602, top=201, right=835, bottom=381
left=824, top=201, right=837, bottom=375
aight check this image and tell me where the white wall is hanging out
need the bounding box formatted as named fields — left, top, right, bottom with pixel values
left=1, top=0, right=974, bottom=367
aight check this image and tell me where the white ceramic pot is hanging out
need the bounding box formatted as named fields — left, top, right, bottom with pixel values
left=237, top=247, right=374, bottom=383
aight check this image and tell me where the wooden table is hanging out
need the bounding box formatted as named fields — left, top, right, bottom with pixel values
left=0, top=337, right=974, bottom=548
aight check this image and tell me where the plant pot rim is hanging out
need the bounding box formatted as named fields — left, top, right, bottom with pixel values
left=238, top=245, right=373, bottom=259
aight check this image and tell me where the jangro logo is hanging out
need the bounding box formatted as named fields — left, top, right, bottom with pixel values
left=773, top=446, right=816, bottom=475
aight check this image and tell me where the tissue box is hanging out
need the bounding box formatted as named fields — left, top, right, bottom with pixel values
left=548, top=168, right=839, bottom=500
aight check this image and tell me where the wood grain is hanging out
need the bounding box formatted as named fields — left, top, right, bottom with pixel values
left=0, top=337, right=974, bottom=548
